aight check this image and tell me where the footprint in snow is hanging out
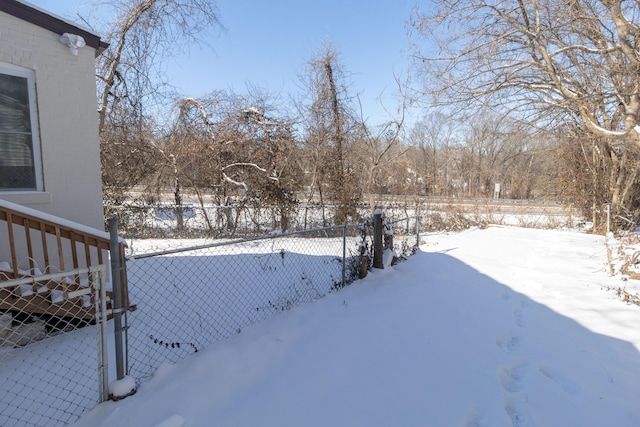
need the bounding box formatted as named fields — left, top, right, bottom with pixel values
left=496, top=330, right=523, bottom=353
left=539, top=366, right=581, bottom=395
left=505, top=398, right=536, bottom=427
left=461, top=406, right=490, bottom=427
left=499, top=361, right=532, bottom=393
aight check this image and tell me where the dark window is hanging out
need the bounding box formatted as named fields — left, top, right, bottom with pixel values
left=0, top=69, right=40, bottom=190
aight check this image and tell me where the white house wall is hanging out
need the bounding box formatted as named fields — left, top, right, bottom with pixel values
left=0, top=9, right=104, bottom=230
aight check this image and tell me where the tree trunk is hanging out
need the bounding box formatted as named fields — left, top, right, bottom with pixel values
left=171, top=154, right=184, bottom=231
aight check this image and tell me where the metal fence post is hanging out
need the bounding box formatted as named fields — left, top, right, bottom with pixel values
left=342, top=225, right=347, bottom=286
left=373, top=209, right=384, bottom=269
left=416, top=207, right=421, bottom=248
left=108, top=216, right=126, bottom=382
left=96, top=265, right=110, bottom=403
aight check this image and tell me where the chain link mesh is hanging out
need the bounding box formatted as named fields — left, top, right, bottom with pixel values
left=125, top=226, right=363, bottom=380
left=385, top=216, right=421, bottom=259
left=110, top=202, right=424, bottom=239
left=0, top=266, right=108, bottom=427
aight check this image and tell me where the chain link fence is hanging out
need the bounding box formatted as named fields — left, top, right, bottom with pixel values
left=0, top=206, right=422, bottom=426
left=385, top=215, right=422, bottom=259
left=108, top=197, right=573, bottom=240
left=109, top=202, right=345, bottom=239
left=0, top=265, right=110, bottom=427
left=109, top=201, right=423, bottom=239
left=123, top=211, right=421, bottom=381
left=124, top=225, right=363, bottom=380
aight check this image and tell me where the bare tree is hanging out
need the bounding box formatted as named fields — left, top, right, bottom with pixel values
left=95, top=0, right=222, bottom=131
left=299, top=45, right=361, bottom=225
left=90, top=0, right=223, bottom=207
left=169, top=89, right=302, bottom=234
left=100, top=108, right=161, bottom=209
left=355, top=75, right=409, bottom=211
left=406, top=111, right=458, bottom=196
left=410, top=0, right=640, bottom=229
left=404, top=109, right=556, bottom=201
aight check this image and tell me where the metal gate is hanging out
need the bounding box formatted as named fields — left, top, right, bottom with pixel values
left=0, top=264, right=110, bottom=427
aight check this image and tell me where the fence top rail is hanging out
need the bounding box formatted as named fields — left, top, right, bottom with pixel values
left=385, top=216, right=415, bottom=226
left=0, top=199, right=114, bottom=248
left=130, top=223, right=357, bottom=260
left=0, top=264, right=107, bottom=289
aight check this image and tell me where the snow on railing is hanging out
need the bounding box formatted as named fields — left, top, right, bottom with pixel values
left=0, top=198, right=112, bottom=279
left=0, top=199, right=129, bottom=426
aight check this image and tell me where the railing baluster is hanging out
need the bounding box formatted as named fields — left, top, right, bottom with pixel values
left=70, top=231, right=79, bottom=270
left=40, top=222, right=50, bottom=270
left=83, top=234, right=93, bottom=287
left=6, top=212, right=18, bottom=278
left=55, top=226, right=65, bottom=272
left=23, top=218, right=35, bottom=274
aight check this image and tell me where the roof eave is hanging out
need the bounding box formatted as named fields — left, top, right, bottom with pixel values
left=0, top=0, right=110, bottom=55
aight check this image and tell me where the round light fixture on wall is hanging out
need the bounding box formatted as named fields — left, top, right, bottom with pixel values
left=58, top=33, right=86, bottom=56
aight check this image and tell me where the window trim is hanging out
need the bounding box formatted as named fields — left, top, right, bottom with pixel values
left=0, top=62, right=43, bottom=192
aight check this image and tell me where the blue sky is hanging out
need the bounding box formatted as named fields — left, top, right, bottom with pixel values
left=29, top=0, right=416, bottom=124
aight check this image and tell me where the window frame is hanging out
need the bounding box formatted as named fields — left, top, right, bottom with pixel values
left=0, top=62, right=43, bottom=192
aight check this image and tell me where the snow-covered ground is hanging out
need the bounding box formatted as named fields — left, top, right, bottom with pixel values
left=71, top=226, right=640, bottom=427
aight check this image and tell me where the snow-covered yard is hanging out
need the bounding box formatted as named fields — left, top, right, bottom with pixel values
left=71, top=226, right=640, bottom=427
